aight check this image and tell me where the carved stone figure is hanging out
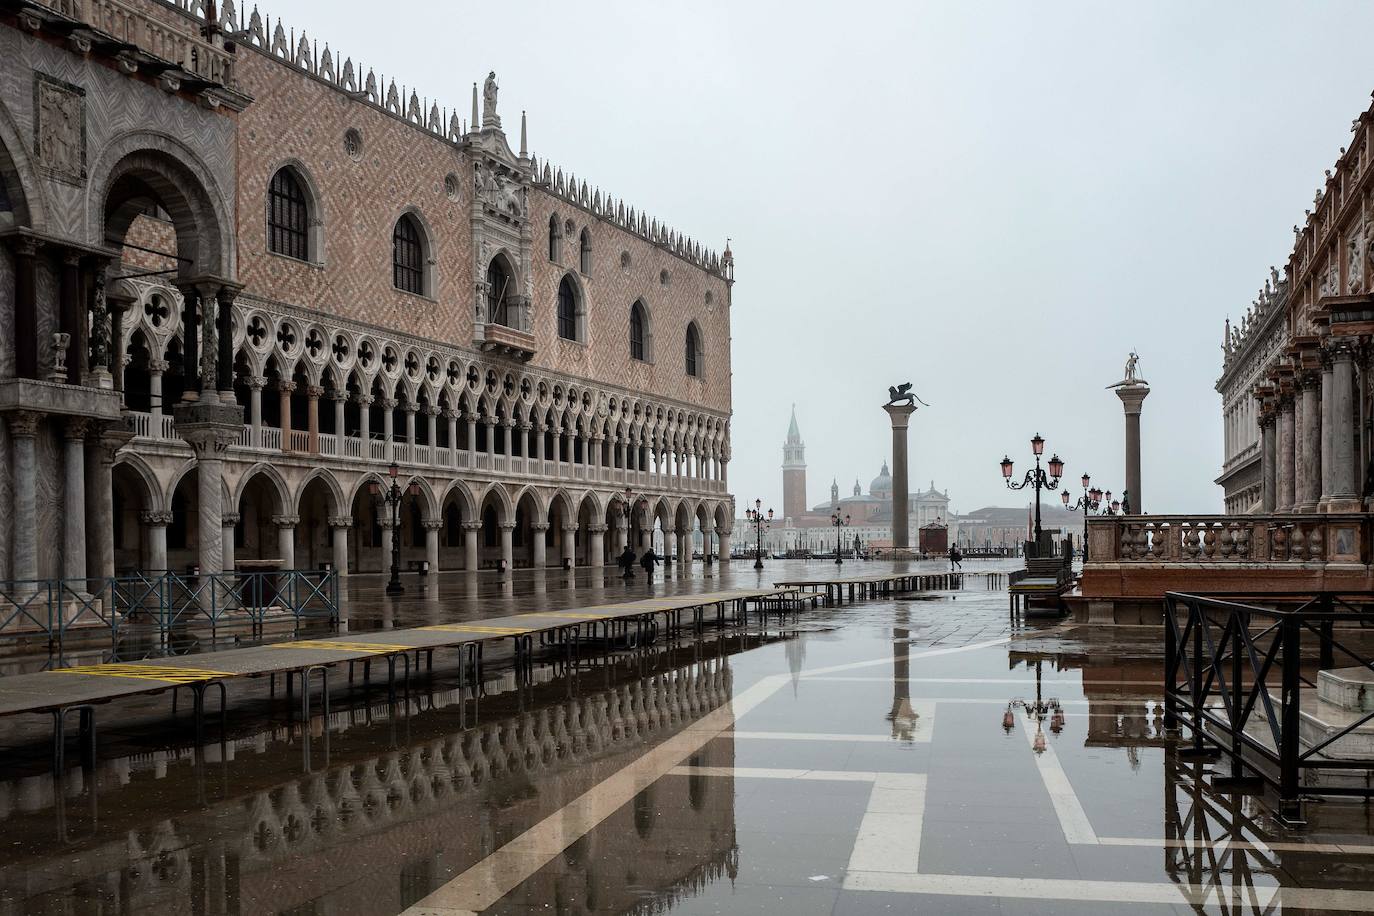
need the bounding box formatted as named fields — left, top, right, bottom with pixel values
left=475, top=165, right=525, bottom=218
left=37, top=78, right=83, bottom=182
left=1107, top=350, right=1147, bottom=388
left=1350, top=230, right=1365, bottom=294
left=885, top=383, right=928, bottom=407
left=482, top=71, right=498, bottom=124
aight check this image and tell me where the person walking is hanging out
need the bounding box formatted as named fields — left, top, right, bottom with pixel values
left=618, top=544, right=637, bottom=579
left=949, top=545, right=962, bottom=571
left=640, top=546, right=661, bottom=582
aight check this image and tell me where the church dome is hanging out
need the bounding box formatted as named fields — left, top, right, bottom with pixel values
left=869, top=461, right=892, bottom=498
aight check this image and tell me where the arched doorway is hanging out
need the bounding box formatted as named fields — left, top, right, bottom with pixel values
left=296, top=472, right=344, bottom=571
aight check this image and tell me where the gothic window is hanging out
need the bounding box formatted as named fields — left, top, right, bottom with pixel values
left=267, top=168, right=309, bottom=260
left=685, top=322, right=702, bottom=377
left=393, top=214, right=425, bottom=294
left=579, top=228, right=592, bottom=275
left=630, top=302, right=646, bottom=361
left=487, top=257, right=513, bottom=327
left=548, top=214, right=562, bottom=261
left=557, top=275, right=579, bottom=341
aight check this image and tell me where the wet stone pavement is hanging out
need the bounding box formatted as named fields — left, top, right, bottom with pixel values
left=3, top=559, right=1374, bottom=914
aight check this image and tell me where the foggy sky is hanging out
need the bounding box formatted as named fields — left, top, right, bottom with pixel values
left=261, top=0, right=1374, bottom=516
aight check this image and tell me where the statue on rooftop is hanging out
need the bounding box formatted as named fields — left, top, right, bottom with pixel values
left=482, top=71, right=498, bottom=124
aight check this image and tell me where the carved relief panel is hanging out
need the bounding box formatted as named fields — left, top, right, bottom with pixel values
left=33, top=73, right=86, bottom=184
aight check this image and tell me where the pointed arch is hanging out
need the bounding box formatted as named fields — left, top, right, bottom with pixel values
left=233, top=461, right=292, bottom=512
left=112, top=452, right=165, bottom=513
left=293, top=467, right=346, bottom=517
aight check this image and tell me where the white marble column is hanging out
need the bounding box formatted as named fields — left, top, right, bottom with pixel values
left=149, top=360, right=168, bottom=427
left=357, top=394, right=373, bottom=450
left=379, top=517, right=396, bottom=575
left=248, top=376, right=265, bottom=447
left=63, top=420, right=87, bottom=583
left=85, top=432, right=120, bottom=581
left=462, top=521, right=481, bottom=571
left=717, top=527, right=732, bottom=564
left=332, top=391, right=346, bottom=442
left=142, top=510, right=171, bottom=572
left=424, top=519, right=441, bottom=572
left=1330, top=339, right=1361, bottom=511
left=466, top=414, right=478, bottom=461
left=485, top=419, right=497, bottom=463
left=561, top=525, right=578, bottom=567
left=447, top=410, right=460, bottom=467
left=8, top=411, right=41, bottom=584
left=381, top=398, right=397, bottom=460
left=404, top=403, right=418, bottom=447
left=222, top=512, right=238, bottom=573
left=531, top=521, right=549, bottom=568
left=273, top=515, right=298, bottom=570
left=329, top=516, right=351, bottom=576
left=499, top=522, right=515, bottom=570
left=676, top=528, right=690, bottom=571
left=588, top=524, right=606, bottom=567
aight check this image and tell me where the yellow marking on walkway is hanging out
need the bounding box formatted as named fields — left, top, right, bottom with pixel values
left=419, top=624, right=529, bottom=635
left=270, top=640, right=414, bottom=654
left=527, top=611, right=619, bottom=620
left=47, top=664, right=230, bottom=684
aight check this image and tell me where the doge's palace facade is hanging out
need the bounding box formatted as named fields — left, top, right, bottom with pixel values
left=0, top=0, right=734, bottom=582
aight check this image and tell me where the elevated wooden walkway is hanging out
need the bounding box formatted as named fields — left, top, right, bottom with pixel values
left=773, top=572, right=962, bottom=605
left=0, top=587, right=803, bottom=772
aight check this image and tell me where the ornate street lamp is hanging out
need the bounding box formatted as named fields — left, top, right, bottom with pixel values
left=369, top=461, right=418, bottom=597
left=1000, top=659, right=1064, bottom=754
left=1000, top=433, right=1064, bottom=546
left=745, top=499, right=772, bottom=569
left=831, top=510, right=850, bottom=565
left=1061, top=473, right=1108, bottom=562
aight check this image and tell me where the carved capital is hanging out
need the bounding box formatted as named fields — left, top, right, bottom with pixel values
left=328, top=516, right=354, bottom=529
left=529, top=521, right=551, bottom=532
left=355, top=393, right=375, bottom=406
left=221, top=512, right=241, bottom=528
left=461, top=521, right=483, bottom=532
left=148, top=359, right=170, bottom=374
left=422, top=519, right=444, bottom=530
left=64, top=417, right=90, bottom=441
left=378, top=516, right=399, bottom=530
left=247, top=375, right=268, bottom=391
left=306, top=385, right=325, bottom=400
left=498, top=521, right=517, bottom=532
left=587, top=524, right=608, bottom=534
left=1299, top=368, right=1322, bottom=389
left=277, top=380, right=296, bottom=394
left=271, top=514, right=300, bottom=529
left=141, top=509, right=173, bottom=526
left=402, top=401, right=419, bottom=414
left=380, top=397, right=398, bottom=410
left=1331, top=335, right=1360, bottom=362
left=426, top=404, right=442, bottom=417
left=6, top=410, right=43, bottom=438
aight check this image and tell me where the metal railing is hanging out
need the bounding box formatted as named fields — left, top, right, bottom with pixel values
left=0, top=570, right=338, bottom=650
left=1164, top=590, right=1374, bottom=823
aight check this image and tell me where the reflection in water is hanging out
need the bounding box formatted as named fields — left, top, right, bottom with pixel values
left=888, top=612, right=919, bottom=741
left=0, top=635, right=768, bottom=915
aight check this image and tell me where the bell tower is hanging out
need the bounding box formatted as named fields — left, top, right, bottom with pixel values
left=782, top=405, right=807, bottom=520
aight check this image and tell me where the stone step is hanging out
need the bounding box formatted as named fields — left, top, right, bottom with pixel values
left=1317, top=666, right=1374, bottom=711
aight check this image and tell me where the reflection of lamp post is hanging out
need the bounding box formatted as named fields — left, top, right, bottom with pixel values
left=745, top=499, right=772, bottom=569
left=831, top=510, right=850, bottom=565
left=369, top=461, right=417, bottom=597
left=1061, top=473, right=1105, bottom=561
left=1001, top=659, right=1064, bottom=754
left=1000, top=433, right=1064, bottom=545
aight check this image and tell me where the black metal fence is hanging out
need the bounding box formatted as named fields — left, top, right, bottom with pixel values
left=0, top=570, right=338, bottom=649
left=1164, top=590, right=1374, bottom=823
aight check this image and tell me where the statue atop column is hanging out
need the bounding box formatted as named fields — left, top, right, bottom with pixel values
left=1107, top=350, right=1147, bottom=388
left=482, top=71, right=500, bottom=128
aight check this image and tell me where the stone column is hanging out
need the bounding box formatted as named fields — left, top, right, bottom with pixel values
left=58, top=253, right=83, bottom=383
left=178, top=285, right=200, bottom=401
left=882, top=402, right=918, bottom=548
left=1114, top=383, right=1150, bottom=515
left=381, top=398, right=397, bottom=460
left=306, top=385, right=323, bottom=454
left=1320, top=355, right=1335, bottom=510
left=499, top=522, right=515, bottom=570
left=588, top=524, right=606, bottom=567
left=462, top=521, right=481, bottom=571
left=272, top=515, right=298, bottom=570
left=676, top=528, right=690, bottom=571
left=86, top=429, right=128, bottom=580
left=247, top=376, right=265, bottom=446
left=613, top=518, right=628, bottom=555
left=444, top=410, right=457, bottom=465
left=149, top=360, right=169, bottom=427
left=404, top=403, right=418, bottom=446
left=1277, top=389, right=1296, bottom=511
left=1329, top=339, right=1362, bottom=511
left=278, top=380, right=296, bottom=448
left=703, top=527, right=715, bottom=563
left=561, top=525, right=578, bottom=568
left=214, top=285, right=238, bottom=400
left=1259, top=409, right=1277, bottom=513
left=465, top=414, right=478, bottom=460
left=485, top=418, right=497, bottom=462
left=142, top=510, right=171, bottom=572
left=329, top=516, right=352, bottom=576
left=533, top=421, right=544, bottom=465
left=717, top=527, right=732, bottom=564
left=7, top=411, right=41, bottom=583
left=331, top=390, right=346, bottom=443
left=178, top=421, right=239, bottom=577
left=531, top=521, right=549, bottom=568
left=357, top=394, right=373, bottom=450
left=379, top=517, right=396, bottom=575
left=426, top=407, right=439, bottom=460
left=62, top=419, right=87, bottom=583
left=1297, top=369, right=1321, bottom=512
left=424, top=519, right=442, bottom=572
left=504, top=419, right=515, bottom=464
left=222, top=512, right=239, bottom=573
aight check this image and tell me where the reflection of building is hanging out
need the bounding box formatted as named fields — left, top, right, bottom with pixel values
left=0, top=1, right=735, bottom=587
left=0, top=652, right=740, bottom=913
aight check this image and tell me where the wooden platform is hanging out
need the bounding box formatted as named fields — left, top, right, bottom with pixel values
left=0, top=587, right=802, bottom=771
left=773, top=572, right=962, bottom=605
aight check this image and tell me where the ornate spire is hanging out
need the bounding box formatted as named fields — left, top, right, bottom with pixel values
left=519, top=110, right=528, bottom=157
left=785, top=403, right=802, bottom=445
